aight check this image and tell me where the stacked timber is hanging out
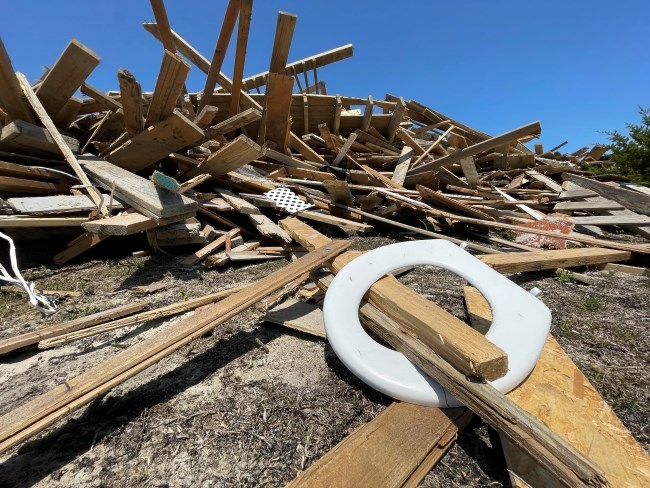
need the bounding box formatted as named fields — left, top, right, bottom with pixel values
left=0, top=1, right=649, bottom=487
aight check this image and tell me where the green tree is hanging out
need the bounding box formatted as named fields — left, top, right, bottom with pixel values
left=604, top=107, right=650, bottom=185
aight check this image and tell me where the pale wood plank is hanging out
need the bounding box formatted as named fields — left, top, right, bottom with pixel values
left=186, top=134, right=265, bottom=178
left=145, top=50, right=189, bottom=126
left=0, top=37, right=34, bottom=122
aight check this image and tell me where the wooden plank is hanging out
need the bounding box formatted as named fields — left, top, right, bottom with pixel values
left=117, top=69, right=144, bottom=136
left=279, top=218, right=508, bottom=381
left=17, top=73, right=107, bottom=215
left=554, top=200, right=625, bottom=211
left=80, top=83, right=122, bottom=111
left=0, top=241, right=351, bottom=456
left=322, top=179, right=354, bottom=206
left=386, top=96, right=406, bottom=142
left=331, top=132, right=358, bottom=166
left=229, top=0, right=252, bottom=117
left=287, top=403, right=472, bottom=488
left=294, top=210, right=373, bottom=233
left=55, top=97, right=82, bottom=129
left=0, top=176, right=70, bottom=195
left=526, top=169, right=563, bottom=192
left=391, top=146, right=413, bottom=185
left=259, top=72, right=293, bottom=149
left=0, top=37, right=34, bottom=122
left=145, top=50, right=190, bottom=126
left=263, top=298, right=326, bottom=338
left=269, top=12, right=297, bottom=74
left=8, top=195, right=125, bottom=215
left=478, top=248, right=632, bottom=274
left=193, top=105, right=219, bottom=128
left=35, top=39, right=100, bottom=124
left=265, top=148, right=320, bottom=170
left=200, top=107, right=261, bottom=143
left=0, top=216, right=87, bottom=227
left=571, top=215, right=650, bottom=225
left=564, top=174, right=650, bottom=216
left=80, top=156, right=197, bottom=220
left=360, top=297, right=608, bottom=488
left=0, top=302, right=147, bottom=355
left=396, top=128, right=425, bottom=156
left=186, top=134, right=264, bottom=178
left=0, top=120, right=79, bottom=157
left=596, top=262, right=647, bottom=275
left=82, top=211, right=190, bottom=236
left=53, top=232, right=108, bottom=265
left=218, top=190, right=291, bottom=244
left=179, top=228, right=241, bottom=267
left=408, top=121, right=542, bottom=176
left=459, top=156, right=479, bottom=188
left=417, top=185, right=495, bottom=221
left=106, top=110, right=204, bottom=172
left=197, top=0, right=240, bottom=113
left=465, top=287, right=650, bottom=488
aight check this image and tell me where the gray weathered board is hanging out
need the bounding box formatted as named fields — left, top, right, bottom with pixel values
left=79, top=156, right=197, bottom=220
left=8, top=194, right=125, bottom=215
left=263, top=297, right=326, bottom=338
left=0, top=120, right=79, bottom=157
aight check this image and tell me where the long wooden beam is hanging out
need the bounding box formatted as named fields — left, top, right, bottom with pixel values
left=408, top=121, right=542, bottom=175
left=0, top=240, right=351, bottom=455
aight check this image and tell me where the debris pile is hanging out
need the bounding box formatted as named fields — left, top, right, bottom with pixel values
left=1, top=1, right=649, bottom=487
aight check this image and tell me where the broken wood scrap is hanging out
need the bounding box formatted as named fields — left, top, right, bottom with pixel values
left=106, top=110, right=204, bottom=173
left=0, top=120, right=79, bottom=157
left=35, top=39, right=100, bottom=126
left=82, top=211, right=191, bottom=236
left=186, top=135, right=265, bottom=178
left=79, top=156, right=197, bottom=220
left=7, top=195, right=125, bottom=215
left=145, top=50, right=190, bottom=127
left=179, top=228, right=241, bottom=267
left=564, top=174, right=650, bottom=216
left=53, top=232, right=109, bottom=265
left=0, top=302, right=147, bottom=355
left=0, top=37, right=35, bottom=123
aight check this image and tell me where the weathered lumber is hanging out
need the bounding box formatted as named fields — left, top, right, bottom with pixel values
left=0, top=120, right=79, bottom=157
left=408, top=121, right=542, bottom=175
left=391, top=146, right=413, bottom=185
left=17, top=73, right=107, bottom=216
left=35, top=39, right=100, bottom=125
left=359, top=296, right=609, bottom=488
left=53, top=232, right=108, bottom=265
left=294, top=210, right=373, bottom=233
left=287, top=403, right=472, bottom=488
left=564, top=174, right=650, bottom=216
left=229, top=0, right=252, bottom=117
left=265, top=148, right=320, bottom=170
left=8, top=195, right=125, bottom=215
left=0, top=240, right=351, bottom=455
left=179, top=228, right=241, bottom=267
left=197, top=0, right=240, bottom=113
left=79, top=156, right=197, bottom=220
left=465, top=288, right=650, bottom=488
left=0, top=160, right=77, bottom=188
left=322, top=179, right=354, bottom=206
left=193, top=105, right=219, bottom=128
left=554, top=200, right=625, bottom=211
left=279, top=218, right=508, bottom=381
left=82, top=211, right=191, bottom=236
left=571, top=215, right=650, bottom=226
left=259, top=72, right=293, bottom=149
left=40, top=284, right=248, bottom=349
left=478, top=248, right=632, bottom=274
left=0, top=303, right=147, bottom=355
left=0, top=37, right=34, bottom=122
left=0, top=176, right=70, bottom=195
left=145, top=50, right=190, bottom=126
left=262, top=298, right=326, bottom=338
left=331, top=132, right=358, bottom=166
left=218, top=191, right=291, bottom=243
left=186, top=135, right=265, bottom=178
left=80, top=82, right=122, bottom=111
left=199, top=107, right=262, bottom=144
left=117, top=68, right=144, bottom=135
left=0, top=216, right=88, bottom=227
left=106, top=110, right=204, bottom=172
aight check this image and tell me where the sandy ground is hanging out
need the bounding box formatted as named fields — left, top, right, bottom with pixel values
left=0, top=231, right=648, bottom=487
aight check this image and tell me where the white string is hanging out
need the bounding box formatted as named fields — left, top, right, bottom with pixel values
left=0, top=231, right=57, bottom=315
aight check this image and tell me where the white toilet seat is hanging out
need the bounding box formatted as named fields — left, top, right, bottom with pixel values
left=322, top=240, right=552, bottom=407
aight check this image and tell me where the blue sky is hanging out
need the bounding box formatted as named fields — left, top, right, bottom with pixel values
left=2, top=1, right=649, bottom=152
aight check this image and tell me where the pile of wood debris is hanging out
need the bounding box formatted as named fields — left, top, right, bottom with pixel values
left=1, top=1, right=649, bottom=487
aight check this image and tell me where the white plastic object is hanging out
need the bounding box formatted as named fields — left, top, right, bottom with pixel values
left=322, top=240, right=551, bottom=407
left=264, top=187, right=313, bottom=214
left=529, top=287, right=543, bottom=298
left=0, top=231, right=57, bottom=315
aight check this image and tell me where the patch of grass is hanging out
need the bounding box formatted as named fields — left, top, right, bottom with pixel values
left=582, top=295, right=605, bottom=312
left=553, top=318, right=578, bottom=339
left=65, top=305, right=100, bottom=321
left=555, top=269, right=573, bottom=283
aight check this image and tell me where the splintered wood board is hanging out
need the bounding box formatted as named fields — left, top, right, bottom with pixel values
left=287, top=403, right=472, bottom=488
left=79, top=156, right=197, bottom=220
left=263, top=297, right=326, bottom=338
left=8, top=195, right=125, bottom=215
left=106, top=110, right=204, bottom=172
left=465, top=287, right=650, bottom=487
left=0, top=120, right=79, bottom=157
left=186, top=135, right=265, bottom=178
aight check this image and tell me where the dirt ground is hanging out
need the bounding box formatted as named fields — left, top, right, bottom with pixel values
left=0, top=229, right=648, bottom=487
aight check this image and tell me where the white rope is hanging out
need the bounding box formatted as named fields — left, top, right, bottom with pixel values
left=0, top=231, right=57, bottom=315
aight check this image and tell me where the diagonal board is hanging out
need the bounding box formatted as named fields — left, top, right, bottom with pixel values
left=0, top=240, right=351, bottom=455
left=79, top=156, right=196, bottom=220
left=186, top=134, right=265, bottom=178
left=106, top=110, right=204, bottom=173
left=464, top=287, right=650, bottom=488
